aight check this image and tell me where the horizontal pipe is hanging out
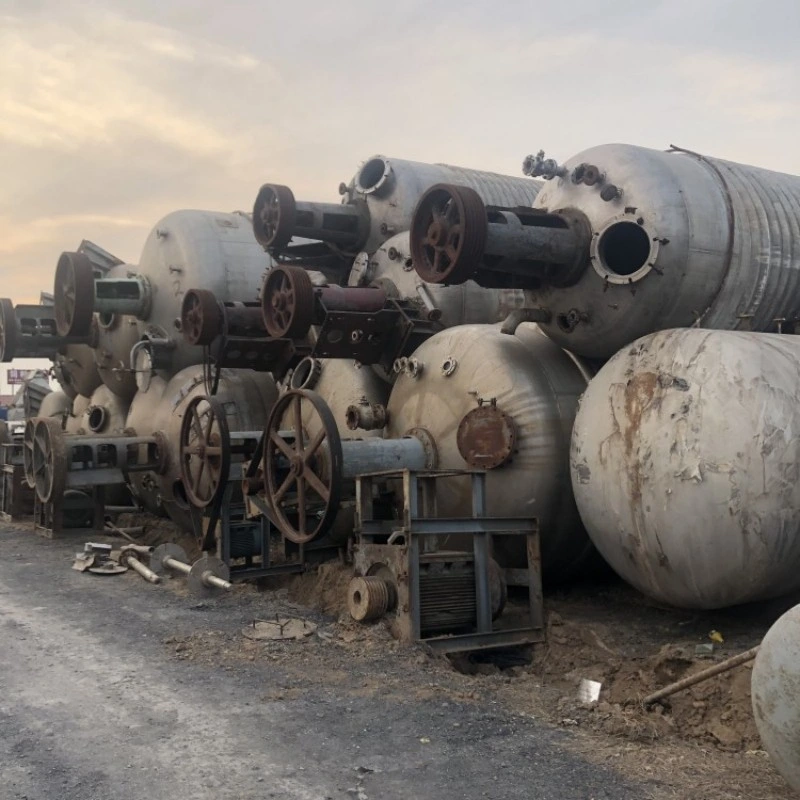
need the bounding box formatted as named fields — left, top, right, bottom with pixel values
left=164, top=556, right=191, bottom=576
left=292, top=201, right=368, bottom=248
left=341, top=437, right=428, bottom=479
left=317, top=285, right=387, bottom=313
left=94, top=277, right=150, bottom=318
left=126, top=555, right=161, bottom=584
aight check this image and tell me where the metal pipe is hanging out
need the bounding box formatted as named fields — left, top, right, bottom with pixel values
left=483, top=215, right=583, bottom=267
left=500, top=307, right=552, bottom=334
left=341, top=437, right=428, bottom=479
left=415, top=285, right=442, bottom=321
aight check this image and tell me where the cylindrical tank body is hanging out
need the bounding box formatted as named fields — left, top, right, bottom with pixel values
left=127, top=366, right=278, bottom=531
left=528, top=144, right=800, bottom=358
left=52, top=344, right=102, bottom=398
left=37, top=391, right=71, bottom=420
left=348, top=156, right=541, bottom=254
left=386, top=323, right=596, bottom=580
left=752, top=605, right=800, bottom=793
left=571, top=328, right=800, bottom=609
left=81, top=384, right=130, bottom=436
left=102, top=210, right=271, bottom=377
left=348, top=231, right=527, bottom=327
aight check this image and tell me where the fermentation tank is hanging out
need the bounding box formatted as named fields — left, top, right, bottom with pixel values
left=386, top=323, right=596, bottom=581
left=410, top=144, right=800, bottom=359
left=751, top=604, right=800, bottom=794
left=571, top=328, right=800, bottom=608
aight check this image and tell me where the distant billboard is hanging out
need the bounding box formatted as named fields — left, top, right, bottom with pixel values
left=6, top=369, right=28, bottom=386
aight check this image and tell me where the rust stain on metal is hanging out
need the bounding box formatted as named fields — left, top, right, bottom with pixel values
left=456, top=405, right=517, bottom=469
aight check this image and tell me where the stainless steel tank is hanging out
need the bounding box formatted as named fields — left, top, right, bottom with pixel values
left=752, top=604, right=800, bottom=793
left=64, top=395, right=91, bottom=434
left=80, top=384, right=130, bottom=436
left=126, top=366, right=278, bottom=531
left=411, top=144, right=800, bottom=359
left=347, top=231, right=527, bottom=329
left=53, top=211, right=272, bottom=380
left=252, top=155, right=541, bottom=278
left=571, top=328, right=800, bottom=609
left=386, top=323, right=596, bottom=580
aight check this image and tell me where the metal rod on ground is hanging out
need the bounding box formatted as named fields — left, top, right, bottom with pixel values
left=150, top=545, right=232, bottom=595
left=125, top=555, right=161, bottom=584
left=104, top=519, right=143, bottom=543
left=642, top=646, right=760, bottom=706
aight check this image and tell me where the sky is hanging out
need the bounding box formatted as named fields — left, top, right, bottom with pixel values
left=0, top=0, right=798, bottom=303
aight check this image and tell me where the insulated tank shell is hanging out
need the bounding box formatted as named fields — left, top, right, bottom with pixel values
left=64, top=395, right=91, bottom=434
left=751, top=604, right=800, bottom=793
left=349, top=156, right=541, bottom=254
left=52, top=344, right=102, bottom=399
left=37, top=391, right=71, bottom=420
left=387, top=323, right=596, bottom=580
left=530, top=144, right=800, bottom=358
left=571, top=328, right=800, bottom=608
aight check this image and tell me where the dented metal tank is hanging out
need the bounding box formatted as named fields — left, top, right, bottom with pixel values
left=386, top=323, right=596, bottom=580
left=411, top=144, right=800, bottom=359
left=571, top=328, right=800, bottom=609
left=752, top=604, right=800, bottom=794
left=54, top=211, right=272, bottom=382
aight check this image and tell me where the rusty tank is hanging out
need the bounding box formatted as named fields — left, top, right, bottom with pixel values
left=571, top=328, right=800, bottom=608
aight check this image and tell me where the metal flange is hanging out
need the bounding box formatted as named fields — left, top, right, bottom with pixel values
left=187, top=555, right=231, bottom=596
left=151, top=543, right=189, bottom=575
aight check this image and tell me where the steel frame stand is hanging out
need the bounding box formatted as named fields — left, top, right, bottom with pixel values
left=353, top=469, right=545, bottom=654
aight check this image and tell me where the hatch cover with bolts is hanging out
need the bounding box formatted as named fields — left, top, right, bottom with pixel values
left=456, top=405, right=517, bottom=469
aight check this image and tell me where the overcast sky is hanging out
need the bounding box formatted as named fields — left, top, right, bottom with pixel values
left=1, top=0, right=798, bottom=302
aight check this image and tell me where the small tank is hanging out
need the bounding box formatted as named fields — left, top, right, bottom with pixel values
left=410, top=144, right=800, bottom=359
left=386, top=323, right=596, bottom=581
left=53, top=211, right=272, bottom=379
left=571, top=328, right=800, bottom=609
left=752, top=605, right=800, bottom=794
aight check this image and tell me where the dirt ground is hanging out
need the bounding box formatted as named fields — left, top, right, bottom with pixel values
left=58, top=516, right=800, bottom=799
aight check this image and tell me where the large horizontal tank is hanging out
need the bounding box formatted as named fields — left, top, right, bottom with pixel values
left=127, top=366, right=278, bottom=531
left=412, top=144, right=800, bottom=359
left=252, top=155, right=541, bottom=279
left=571, top=328, right=800, bottom=609
left=752, top=605, right=800, bottom=794
left=386, top=323, right=596, bottom=581
left=54, top=211, right=272, bottom=379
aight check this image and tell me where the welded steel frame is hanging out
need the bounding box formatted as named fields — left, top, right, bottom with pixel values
left=354, top=468, right=544, bottom=653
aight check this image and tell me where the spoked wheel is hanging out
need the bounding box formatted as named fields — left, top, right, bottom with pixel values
left=54, top=251, right=96, bottom=337
left=410, top=183, right=488, bottom=284
left=31, top=418, right=67, bottom=503
left=0, top=298, right=18, bottom=362
left=261, top=265, right=315, bottom=339
left=252, top=184, right=297, bottom=249
left=23, top=419, right=36, bottom=488
left=181, top=289, right=222, bottom=346
left=263, top=389, right=343, bottom=544
left=179, top=395, right=231, bottom=509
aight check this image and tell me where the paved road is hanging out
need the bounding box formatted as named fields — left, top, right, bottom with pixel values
left=0, top=524, right=644, bottom=800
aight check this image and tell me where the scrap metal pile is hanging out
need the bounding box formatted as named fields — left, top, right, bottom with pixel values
left=4, top=145, right=800, bottom=788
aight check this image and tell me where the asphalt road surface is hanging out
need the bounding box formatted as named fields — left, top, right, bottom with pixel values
left=0, top=524, right=645, bottom=800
